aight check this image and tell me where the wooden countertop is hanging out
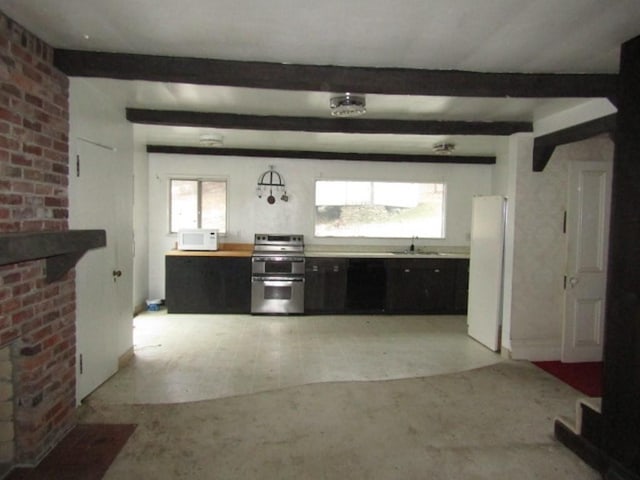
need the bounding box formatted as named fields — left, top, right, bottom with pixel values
left=166, top=243, right=253, bottom=257
left=305, top=252, right=469, bottom=259
left=167, top=243, right=470, bottom=259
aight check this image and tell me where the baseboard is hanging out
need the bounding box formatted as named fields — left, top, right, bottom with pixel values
left=555, top=418, right=607, bottom=473
left=133, top=302, right=146, bottom=316
left=555, top=419, right=640, bottom=479
left=509, top=338, right=560, bottom=360
left=118, top=347, right=134, bottom=369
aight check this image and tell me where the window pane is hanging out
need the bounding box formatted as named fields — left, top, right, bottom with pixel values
left=170, top=180, right=198, bottom=232
left=314, top=180, right=445, bottom=238
left=170, top=179, right=227, bottom=233
left=201, top=181, right=226, bottom=232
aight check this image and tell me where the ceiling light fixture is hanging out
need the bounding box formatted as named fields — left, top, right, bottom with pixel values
left=432, top=142, right=456, bottom=154
left=330, top=93, right=366, bottom=117
left=199, top=133, right=224, bottom=147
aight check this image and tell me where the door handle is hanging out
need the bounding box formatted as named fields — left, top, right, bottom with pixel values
left=112, top=270, right=122, bottom=281
left=568, top=276, right=579, bottom=288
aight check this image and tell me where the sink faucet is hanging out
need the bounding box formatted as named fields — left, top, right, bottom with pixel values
left=409, top=236, right=417, bottom=252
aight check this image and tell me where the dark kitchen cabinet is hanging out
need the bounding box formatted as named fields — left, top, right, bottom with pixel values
left=385, top=258, right=456, bottom=314
left=304, top=258, right=348, bottom=313
left=452, top=259, right=470, bottom=314
left=346, top=258, right=387, bottom=313
left=165, top=255, right=251, bottom=313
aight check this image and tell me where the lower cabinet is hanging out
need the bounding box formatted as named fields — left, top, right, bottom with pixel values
left=305, top=256, right=469, bottom=315
left=452, top=259, right=470, bottom=314
left=346, top=258, right=386, bottom=313
left=304, top=258, right=348, bottom=313
left=165, top=255, right=468, bottom=315
left=385, top=259, right=456, bottom=314
left=165, top=256, right=251, bottom=313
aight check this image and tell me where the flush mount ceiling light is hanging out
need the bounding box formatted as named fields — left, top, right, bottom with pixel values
left=432, top=142, right=456, bottom=154
left=199, top=133, right=224, bottom=147
left=330, top=93, right=366, bottom=117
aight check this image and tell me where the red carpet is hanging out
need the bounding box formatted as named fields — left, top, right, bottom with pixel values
left=7, top=423, right=136, bottom=480
left=533, top=361, right=603, bottom=397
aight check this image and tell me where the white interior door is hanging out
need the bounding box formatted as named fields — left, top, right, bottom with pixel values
left=467, top=196, right=506, bottom=351
left=69, top=140, right=121, bottom=402
left=562, top=159, right=612, bottom=362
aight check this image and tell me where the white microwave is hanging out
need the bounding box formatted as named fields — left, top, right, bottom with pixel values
left=177, top=229, right=218, bottom=251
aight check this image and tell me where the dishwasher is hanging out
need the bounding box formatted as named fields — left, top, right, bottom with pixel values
left=346, top=258, right=386, bottom=313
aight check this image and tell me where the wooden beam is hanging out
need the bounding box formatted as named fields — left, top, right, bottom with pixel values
left=601, top=33, right=640, bottom=478
left=0, top=230, right=106, bottom=283
left=54, top=49, right=617, bottom=98
left=532, top=114, right=617, bottom=171
left=127, top=108, right=531, bottom=136
left=146, top=145, right=495, bottom=164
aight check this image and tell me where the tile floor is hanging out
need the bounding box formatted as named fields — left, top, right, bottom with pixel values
left=81, top=311, right=601, bottom=479
left=89, top=310, right=502, bottom=404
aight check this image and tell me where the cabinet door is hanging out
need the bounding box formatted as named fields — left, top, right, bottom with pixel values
left=219, top=258, right=251, bottom=312
left=346, top=258, right=386, bottom=313
left=305, top=258, right=347, bottom=313
left=304, top=260, right=325, bottom=312
left=166, top=256, right=218, bottom=313
left=419, top=264, right=455, bottom=313
left=452, top=259, right=470, bottom=314
left=166, top=256, right=250, bottom=313
left=323, top=259, right=347, bottom=312
left=386, top=259, right=455, bottom=314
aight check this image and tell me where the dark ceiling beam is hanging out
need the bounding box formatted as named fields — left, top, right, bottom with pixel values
left=55, top=49, right=617, bottom=98
left=126, top=108, right=531, bottom=135
left=146, top=145, right=495, bottom=165
left=532, top=113, right=617, bottom=171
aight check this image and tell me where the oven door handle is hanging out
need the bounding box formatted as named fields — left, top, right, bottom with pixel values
left=252, top=256, right=305, bottom=263
left=253, top=276, right=305, bottom=285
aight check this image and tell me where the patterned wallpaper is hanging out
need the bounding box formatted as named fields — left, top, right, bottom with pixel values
left=509, top=135, right=614, bottom=360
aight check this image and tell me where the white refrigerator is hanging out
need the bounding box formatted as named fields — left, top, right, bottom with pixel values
left=467, top=195, right=506, bottom=352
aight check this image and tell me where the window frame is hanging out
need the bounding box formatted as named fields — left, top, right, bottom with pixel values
left=168, top=176, right=228, bottom=234
left=313, top=178, right=447, bottom=239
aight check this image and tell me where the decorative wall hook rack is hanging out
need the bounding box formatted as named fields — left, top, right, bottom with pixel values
left=256, top=165, right=288, bottom=204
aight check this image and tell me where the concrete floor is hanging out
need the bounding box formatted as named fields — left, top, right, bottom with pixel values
left=80, top=312, right=599, bottom=479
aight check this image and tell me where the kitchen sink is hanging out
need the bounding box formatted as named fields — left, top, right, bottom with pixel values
left=390, top=250, right=437, bottom=256
left=389, top=251, right=461, bottom=257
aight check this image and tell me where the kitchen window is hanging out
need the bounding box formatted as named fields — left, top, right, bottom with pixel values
left=170, top=178, right=227, bottom=233
left=314, top=180, right=445, bottom=238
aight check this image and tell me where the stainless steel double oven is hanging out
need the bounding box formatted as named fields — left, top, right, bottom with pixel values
left=251, top=234, right=305, bottom=314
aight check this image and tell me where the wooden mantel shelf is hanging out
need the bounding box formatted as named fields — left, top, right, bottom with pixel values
left=0, top=230, right=106, bottom=282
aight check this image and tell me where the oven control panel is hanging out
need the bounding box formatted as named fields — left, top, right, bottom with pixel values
left=254, top=234, right=304, bottom=247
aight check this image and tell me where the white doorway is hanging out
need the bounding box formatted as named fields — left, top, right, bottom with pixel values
left=562, top=158, right=612, bottom=362
left=69, top=139, right=133, bottom=402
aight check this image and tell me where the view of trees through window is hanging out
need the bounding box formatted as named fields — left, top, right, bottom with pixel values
left=315, top=180, right=445, bottom=238
left=170, top=179, right=227, bottom=233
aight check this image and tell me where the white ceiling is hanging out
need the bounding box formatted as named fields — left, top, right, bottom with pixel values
left=1, top=0, right=638, bottom=156
left=3, top=0, right=639, bottom=72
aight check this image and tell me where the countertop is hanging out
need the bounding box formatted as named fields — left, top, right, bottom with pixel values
left=304, top=251, right=469, bottom=259
left=305, top=245, right=469, bottom=259
left=166, top=243, right=252, bottom=257
left=166, top=244, right=469, bottom=259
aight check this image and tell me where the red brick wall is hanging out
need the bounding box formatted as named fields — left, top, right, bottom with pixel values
left=0, top=12, right=76, bottom=463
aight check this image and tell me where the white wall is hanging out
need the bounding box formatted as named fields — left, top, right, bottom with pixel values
left=533, top=98, right=617, bottom=137
left=503, top=134, right=614, bottom=361
left=148, top=154, right=493, bottom=298
left=491, top=135, right=520, bottom=352
left=132, top=130, right=149, bottom=311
